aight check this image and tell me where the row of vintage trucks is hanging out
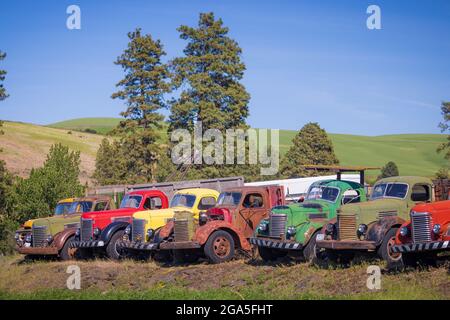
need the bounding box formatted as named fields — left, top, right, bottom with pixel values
left=14, top=168, right=450, bottom=270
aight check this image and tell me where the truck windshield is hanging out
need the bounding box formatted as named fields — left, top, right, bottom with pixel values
left=171, top=194, right=196, bottom=208
left=54, top=202, right=73, bottom=215
left=306, top=186, right=340, bottom=202
left=120, top=195, right=142, bottom=209
left=218, top=192, right=242, bottom=206
left=69, top=201, right=93, bottom=213
left=371, top=183, right=408, bottom=200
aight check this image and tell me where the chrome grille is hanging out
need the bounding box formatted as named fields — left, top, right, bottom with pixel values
left=132, top=218, right=145, bottom=242
left=269, top=213, right=287, bottom=238
left=80, top=218, right=93, bottom=241
left=32, top=226, right=47, bottom=247
left=378, top=211, right=397, bottom=219
left=337, top=214, right=357, bottom=240
left=411, top=212, right=432, bottom=243
left=174, top=219, right=189, bottom=242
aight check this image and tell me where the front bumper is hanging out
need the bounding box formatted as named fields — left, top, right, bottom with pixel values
left=249, top=237, right=303, bottom=250
left=117, top=240, right=158, bottom=251
left=316, top=239, right=377, bottom=250
left=69, top=240, right=105, bottom=248
left=159, top=241, right=201, bottom=250
left=16, top=245, right=58, bottom=255
left=391, top=240, right=449, bottom=253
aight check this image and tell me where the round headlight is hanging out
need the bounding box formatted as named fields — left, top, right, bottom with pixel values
left=25, top=233, right=32, bottom=243
left=14, top=233, right=20, bottom=240
left=400, top=226, right=409, bottom=237
left=75, top=228, right=80, bottom=236
left=432, top=224, right=441, bottom=235
left=325, top=223, right=335, bottom=235
left=124, top=225, right=131, bottom=235
left=147, top=228, right=154, bottom=239
left=93, top=227, right=101, bottom=236
left=287, top=226, right=296, bottom=235
left=357, top=224, right=368, bottom=236
left=46, top=235, right=53, bottom=243
left=258, top=222, right=268, bottom=232
left=199, top=213, right=208, bottom=225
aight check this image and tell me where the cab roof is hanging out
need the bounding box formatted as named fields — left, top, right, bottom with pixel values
left=310, top=179, right=363, bottom=190
left=375, top=176, right=433, bottom=186
left=58, top=198, right=76, bottom=203
left=175, top=188, right=220, bottom=197
left=73, top=195, right=112, bottom=202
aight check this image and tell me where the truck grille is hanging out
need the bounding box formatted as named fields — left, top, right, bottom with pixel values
left=269, top=213, right=287, bottom=238
left=32, top=226, right=47, bottom=247
left=132, top=218, right=145, bottom=242
left=337, top=214, right=357, bottom=240
left=174, top=219, right=190, bottom=242
left=411, top=212, right=432, bottom=243
left=80, top=218, right=93, bottom=241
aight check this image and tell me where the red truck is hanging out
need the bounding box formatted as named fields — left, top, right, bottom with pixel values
left=391, top=199, right=450, bottom=268
left=120, top=185, right=285, bottom=264
left=70, top=190, right=169, bottom=259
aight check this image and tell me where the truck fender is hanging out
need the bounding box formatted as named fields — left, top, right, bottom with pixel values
left=53, top=228, right=77, bottom=250
left=194, top=221, right=251, bottom=251
left=366, top=216, right=405, bottom=246
left=99, top=221, right=129, bottom=244
left=158, top=220, right=174, bottom=240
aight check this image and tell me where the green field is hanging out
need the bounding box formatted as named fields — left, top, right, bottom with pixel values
left=49, top=118, right=449, bottom=178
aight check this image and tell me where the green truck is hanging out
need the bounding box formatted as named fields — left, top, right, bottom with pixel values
left=316, top=176, right=434, bottom=269
left=250, top=179, right=367, bottom=262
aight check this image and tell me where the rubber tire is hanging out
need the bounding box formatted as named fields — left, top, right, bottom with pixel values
left=59, top=236, right=76, bottom=261
left=74, top=248, right=93, bottom=260
left=204, top=230, right=235, bottom=264
left=378, top=228, right=404, bottom=271
left=303, top=230, right=321, bottom=263
left=106, top=230, right=125, bottom=260
left=258, top=246, right=287, bottom=262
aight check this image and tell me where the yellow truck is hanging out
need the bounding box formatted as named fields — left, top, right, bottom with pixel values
left=121, top=188, right=219, bottom=256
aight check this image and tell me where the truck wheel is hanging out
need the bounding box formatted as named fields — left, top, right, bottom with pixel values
left=173, top=249, right=199, bottom=264
left=378, top=228, right=404, bottom=270
left=258, top=246, right=287, bottom=261
left=303, top=230, right=322, bottom=263
left=60, top=236, right=76, bottom=261
left=204, top=230, right=235, bottom=264
left=106, top=230, right=126, bottom=260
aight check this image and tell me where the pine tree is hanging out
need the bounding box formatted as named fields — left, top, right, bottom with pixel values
left=110, top=28, right=170, bottom=183
left=437, top=101, right=450, bottom=159
left=169, top=12, right=250, bottom=133
left=378, top=161, right=399, bottom=180
left=280, top=123, right=339, bottom=178
left=168, top=12, right=255, bottom=180
left=0, top=50, right=9, bottom=137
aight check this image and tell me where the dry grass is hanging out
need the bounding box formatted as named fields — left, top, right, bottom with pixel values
left=0, top=255, right=448, bottom=300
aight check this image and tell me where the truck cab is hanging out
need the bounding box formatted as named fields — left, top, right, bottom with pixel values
left=251, top=180, right=366, bottom=262
left=391, top=200, right=450, bottom=266
left=70, top=190, right=169, bottom=260
left=120, top=186, right=285, bottom=264
left=316, top=176, right=434, bottom=269
left=21, top=198, right=76, bottom=229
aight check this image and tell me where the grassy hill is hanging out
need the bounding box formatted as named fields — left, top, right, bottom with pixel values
left=1, top=118, right=448, bottom=182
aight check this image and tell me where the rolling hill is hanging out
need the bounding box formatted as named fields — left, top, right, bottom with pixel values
left=0, top=118, right=448, bottom=184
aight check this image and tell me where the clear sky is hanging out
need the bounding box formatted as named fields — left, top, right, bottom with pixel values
left=0, top=0, right=449, bottom=135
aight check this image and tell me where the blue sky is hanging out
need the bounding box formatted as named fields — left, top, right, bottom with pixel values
left=0, top=0, right=449, bottom=135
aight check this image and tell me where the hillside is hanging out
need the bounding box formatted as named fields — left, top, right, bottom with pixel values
left=0, top=121, right=106, bottom=183
left=1, top=119, right=448, bottom=183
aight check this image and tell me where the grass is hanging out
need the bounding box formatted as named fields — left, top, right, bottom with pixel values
left=0, top=255, right=448, bottom=300
left=1, top=118, right=447, bottom=183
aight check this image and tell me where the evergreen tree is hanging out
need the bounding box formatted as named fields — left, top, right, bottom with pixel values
left=14, top=143, right=85, bottom=222
left=378, top=161, right=399, bottom=180
left=0, top=50, right=9, bottom=137
left=280, top=122, right=339, bottom=178
left=437, top=101, right=450, bottom=159
left=169, top=12, right=250, bottom=132
left=168, top=12, right=256, bottom=180
left=110, top=28, right=170, bottom=183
